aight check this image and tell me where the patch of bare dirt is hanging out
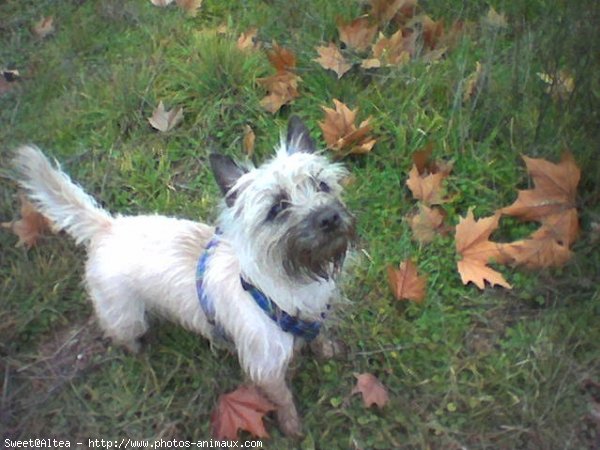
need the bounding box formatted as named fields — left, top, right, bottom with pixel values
left=1, top=317, right=110, bottom=437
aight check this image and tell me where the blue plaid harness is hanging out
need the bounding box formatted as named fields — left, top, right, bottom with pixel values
left=196, top=232, right=325, bottom=343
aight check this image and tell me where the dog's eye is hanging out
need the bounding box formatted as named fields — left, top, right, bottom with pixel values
left=318, top=181, right=331, bottom=193
left=266, top=199, right=288, bottom=221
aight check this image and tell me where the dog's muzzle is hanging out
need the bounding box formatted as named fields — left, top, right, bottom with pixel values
left=283, top=201, right=356, bottom=281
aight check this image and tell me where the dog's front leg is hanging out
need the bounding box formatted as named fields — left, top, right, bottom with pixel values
left=257, top=376, right=302, bottom=438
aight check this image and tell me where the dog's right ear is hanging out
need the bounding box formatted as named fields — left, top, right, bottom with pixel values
left=286, top=115, right=316, bottom=154
left=209, top=153, right=247, bottom=207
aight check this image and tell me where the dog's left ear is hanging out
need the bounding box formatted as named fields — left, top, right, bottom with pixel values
left=286, top=116, right=316, bottom=154
left=209, top=153, right=247, bottom=207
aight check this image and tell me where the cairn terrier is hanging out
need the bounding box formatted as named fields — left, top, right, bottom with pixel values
left=12, top=116, right=355, bottom=437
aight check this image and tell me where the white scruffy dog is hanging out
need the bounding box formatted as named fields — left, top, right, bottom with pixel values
left=12, top=117, right=355, bottom=437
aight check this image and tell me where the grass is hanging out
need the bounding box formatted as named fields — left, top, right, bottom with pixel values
left=1, top=0, right=599, bottom=448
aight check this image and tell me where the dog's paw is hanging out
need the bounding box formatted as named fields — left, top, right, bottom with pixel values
left=276, top=406, right=303, bottom=438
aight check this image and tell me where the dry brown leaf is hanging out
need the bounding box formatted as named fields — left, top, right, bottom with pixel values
left=337, top=17, right=378, bottom=52
left=267, top=42, right=296, bottom=73
left=406, top=165, right=449, bottom=205
left=148, top=101, right=184, bottom=132
left=501, top=152, right=580, bottom=246
left=387, top=260, right=427, bottom=302
left=211, top=385, right=276, bottom=440
left=257, top=71, right=301, bottom=114
left=176, top=0, right=202, bottom=16
left=237, top=27, right=260, bottom=52
left=33, top=16, right=55, bottom=39
left=483, top=6, right=508, bottom=28
left=408, top=204, right=450, bottom=243
left=366, top=29, right=416, bottom=67
left=538, top=70, right=575, bottom=101
left=243, top=125, right=255, bottom=157
left=314, top=43, right=352, bottom=79
left=319, top=99, right=376, bottom=156
left=370, top=0, right=417, bottom=24
left=455, top=210, right=511, bottom=290
left=463, top=61, right=485, bottom=102
left=501, top=234, right=573, bottom=269
left=2, top=194, right=53, bottom=248
left=418, top=14, right=444, bottom=50
left=352, top=373, right=390, bottom=408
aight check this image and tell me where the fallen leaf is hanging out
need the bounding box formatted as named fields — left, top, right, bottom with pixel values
left=406, top=165, right=447, bottom=205
left=237, top=27, right=260, bottom=52
left=483, top=6, right=508, bottom=29
left=366, top=29, right=416, bottom=67
left=33, top=16, right=55, bottom=39
left=2, top=194, right=53, bottom=248
left=387, top=260, right=427, bottom=302
left=370, top=0, right=417, bottom=24
left=337, top=17, right=378, bottom=52
left=455, top=210, right=511, bottom=290
left=418, top=14, right=444, bottom=50
left=319, top=99, right=376, bottom=156
left=352, top=373, right=390, bottom=408
left=314, top=43, right=352, bottom=79
left=500, top=152, right=580, bottom=246
left=501, top=234, right=573, bottom=269
left=463, top=61, right=485, bottom=102
left=266, top=42, right=296, bottom=73
left=148, top=101, right=184, bottom=132
left=243, top=125, right=255, bottom=156
left=408, top=204, right=450, bottom=243
left=176, top=0, right=202, bottom=16
left=537, top=70, right=574, bottom=101
left=257, top=71, right=301, bottom=113
left=150, top=0, right=174, bottom=6
left=211, top=385, right=276, bottom=440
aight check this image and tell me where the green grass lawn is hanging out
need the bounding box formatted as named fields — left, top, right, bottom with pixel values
left=1, top=0, right=599, bottom=448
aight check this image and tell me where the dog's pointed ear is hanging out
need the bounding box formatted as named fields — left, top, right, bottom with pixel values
left=209, top=153, right=247, bottom=207
left=286, top=115, right=316, bottom=154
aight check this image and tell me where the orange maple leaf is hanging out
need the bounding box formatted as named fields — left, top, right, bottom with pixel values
left=407, top=204, right=450, bottom=243
left=337, top=17, right=378, bottom=52
left=352, top=373, right=390, bottom=408
left=319, top=99, right=376, bottom=157
left=211, top=385, right=276, bottom=441
left=266, top=42, right=296, bottom=73
left=314, top=43, right=352, bottom=79
left=2, top=194, right=53, bottom=248
left=501, top=152, right=580, bottom=247
left=455, top=210, right=511, bottom=290
left=387, top=260, right=427, bottom=302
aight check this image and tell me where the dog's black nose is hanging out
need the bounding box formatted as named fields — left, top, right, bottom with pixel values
left=315, top=208, right=341, bottom=233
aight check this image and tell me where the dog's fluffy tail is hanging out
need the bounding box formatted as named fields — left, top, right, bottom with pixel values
left=12, top=145, right=112, bottom=245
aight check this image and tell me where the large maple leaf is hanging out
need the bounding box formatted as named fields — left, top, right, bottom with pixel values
left=455, top=210, right=511, bottom=290
left=257, top=71, right=301, bottom=114
left=337, top=17, right=378, bottom=52
left=319, top=99, right=376, bottom=157
left=211, top=385, right=276, bottom=441
left=501, top=152, right=580, bottom=247
left=314, top=43, right=352, bottom=79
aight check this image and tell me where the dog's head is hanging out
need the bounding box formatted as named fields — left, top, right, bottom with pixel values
left=210, top=116, right=356, bottom=282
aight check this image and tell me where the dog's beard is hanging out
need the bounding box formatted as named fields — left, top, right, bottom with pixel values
left=279, top=204, right=356, bottom=281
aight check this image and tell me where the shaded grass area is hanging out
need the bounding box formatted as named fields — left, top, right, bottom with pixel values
left=1, top=0, right=599, bottom=448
